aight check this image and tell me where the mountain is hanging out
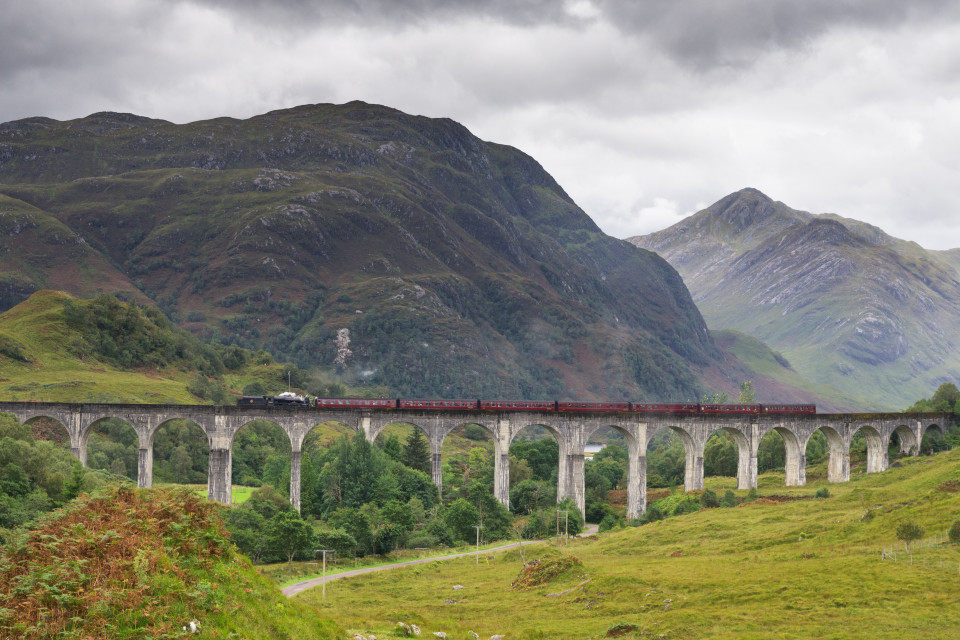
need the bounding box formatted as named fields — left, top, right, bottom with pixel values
left=0, top=102, right=735, bottom=401
left=629, top=188, right=960, bottom=409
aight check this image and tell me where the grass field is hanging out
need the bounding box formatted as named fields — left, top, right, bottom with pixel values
left=158, top=483, right=256, bottom=504
left=294, top=449, right=960, bottom=639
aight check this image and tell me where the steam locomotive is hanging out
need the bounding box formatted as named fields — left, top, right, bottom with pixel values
left=237, top=394, right=815, bottom=414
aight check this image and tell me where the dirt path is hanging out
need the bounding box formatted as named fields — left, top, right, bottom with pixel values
left=282, top=540, right=535, bottom=597
left=282, top=525, right=601, bottom=598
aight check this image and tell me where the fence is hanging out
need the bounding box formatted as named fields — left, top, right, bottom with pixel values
left=881, top=530, right=960, bottom=574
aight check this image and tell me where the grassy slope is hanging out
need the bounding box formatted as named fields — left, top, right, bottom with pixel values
left=296, top=449, right=960, bottom=639
left=711, top=329, right=874, bottom=411
left=0, top=485, right=340, bottom=639
left=0, top=290, right=198, bottom=403
left=0, top=290, right=301, bottom=403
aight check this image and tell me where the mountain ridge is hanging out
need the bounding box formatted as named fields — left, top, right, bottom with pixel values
left=0, top=102, right=741, bottom=402
left=629, top=188, right=960, bottom=408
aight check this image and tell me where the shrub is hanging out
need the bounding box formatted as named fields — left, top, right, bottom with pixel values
left=745, top=488, right=759, bottom=502
left=464, top=424, right=489, bottom=441
left=641, top=504, right=665, bottom=524
left=405, top=533, right=438, bottom=549
left=700, top=488, right=719, bottom=508
left=598, top=513, right=622, bottom=532
left=242, top=381, right=268, bottom=396
left=0, top=334, right=31, bottom=362
left=511, top=554, right=583, bottom=590
left=815, top=488, right=830, bottom=499
left=605, top=623, right=639, bottom=637
left=948, top=521, right=960, bottom=545
left=720, top=489, right=737, bottom=508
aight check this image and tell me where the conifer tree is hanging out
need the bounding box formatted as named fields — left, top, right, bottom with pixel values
left=403, top=429, right=431, bottom=474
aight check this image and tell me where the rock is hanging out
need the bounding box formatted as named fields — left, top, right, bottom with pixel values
left=395, top=622, right=412, bottom=637
left=468, top=633, right=479, bottom=639
left=490, top=636, right=505, bottom=640
left=434, top=633, right=447, bottom=639
left=411, top=624, right=421, bottom=635
left=452, top=585, right=464, bottom=590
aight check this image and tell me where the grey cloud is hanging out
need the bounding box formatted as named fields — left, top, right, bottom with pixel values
left=174, top=0, right=578, bottom=28
left=173, top=0, right=960, bottom=71
left=599, top=0, right=960, bottom=69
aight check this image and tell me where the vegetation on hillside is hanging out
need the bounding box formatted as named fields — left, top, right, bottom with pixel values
left=0, top=291, right=315, bottom=404
left=905, top=382, right=960, bottom=451
left=0, top=413, right=113, bottom=545
left=0, top=484, right=341, bottom=639
left=0, top=103, right=730, bottom=401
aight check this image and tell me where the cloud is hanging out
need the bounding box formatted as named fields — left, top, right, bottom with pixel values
left=2, top=0, right=960, bottom=249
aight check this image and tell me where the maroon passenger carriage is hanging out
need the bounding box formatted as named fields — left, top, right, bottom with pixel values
left=315, top=397, right=398, bottom=409
left=481, top=400, right=557, bottom=411
left=399, top=399, right=480, bottom=410
left=700, top=404, right=761, bottom=414
left=631, top=403, right=699, bottom=413
left=760, top=404, right=816, bottom=414
left=558, top=401, right=629, bottom=413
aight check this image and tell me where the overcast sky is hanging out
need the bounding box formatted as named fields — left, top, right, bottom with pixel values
left=4, top=0, right=960, bottom=249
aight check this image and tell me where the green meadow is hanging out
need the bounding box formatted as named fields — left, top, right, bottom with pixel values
left=295, top=450, right=960, bottom=639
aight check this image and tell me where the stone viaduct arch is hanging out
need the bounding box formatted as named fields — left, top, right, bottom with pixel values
left=0, top=403, right=949, bottom=519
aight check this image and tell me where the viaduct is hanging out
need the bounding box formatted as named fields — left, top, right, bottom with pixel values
left=0, top=402, right=949, bottom=519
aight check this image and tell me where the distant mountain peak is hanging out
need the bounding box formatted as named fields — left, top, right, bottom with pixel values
left=628, top=188, right=960, bottom=409
left=705, top=187, right=801, bottom=232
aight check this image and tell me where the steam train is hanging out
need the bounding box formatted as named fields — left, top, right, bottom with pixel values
left=237, top=394, right=815, bottom=414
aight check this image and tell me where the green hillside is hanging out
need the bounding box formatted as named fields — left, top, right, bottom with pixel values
left=0, top=290, right=307, bottom=404
left=0, top=484, right=341, bottom=639
left=296, top=447, right=960, bottom=639
left=711, top=329, right=874, bottom=411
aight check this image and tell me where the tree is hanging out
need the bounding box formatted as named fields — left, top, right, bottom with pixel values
left=328, top=507, right=374, bottom=556
left=931, top=383, right=960, bottom=412
left=443, top=498, right=480, bottom=542
left=402, top=429, right=431, bottom=474
left=510, top=479, right=554, bottom=515
left=949, top=521, right=960, bottom=545
left=896, top=521, right=924, bottom=554
left=467, top=481, right=512, bottom=540
left=242, top=381, right=267, bottom=396
left=508, top=456, right=533, bottom=487
left=63, top=462, right=85, bottom=501
left=340, top=433, right=386, bottom=508
left=701, top=391, right=729, bottom=404
left=704, top=432, right=739, bottom=477
left=246, top=485, right=293, bottom=520
left=555, top=497, right=584, bottom=536
left=224, top=506, right=270, bottom=562
left=268, top=510, right=315, bottom=564
left=738, top=381, right=755, bottom=404
left=381, top=499, right=414, bottom=535
left=314, top=527, right=358, bottom=558
left=380, top=433, right=403, bottom=462
left=510, top=438, right=559, bottom=482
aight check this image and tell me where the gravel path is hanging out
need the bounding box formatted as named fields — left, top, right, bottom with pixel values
left=282, top=524, right=601, bottom=598
left=281, top=540, right=535, bottom=597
